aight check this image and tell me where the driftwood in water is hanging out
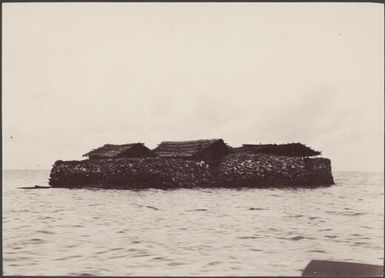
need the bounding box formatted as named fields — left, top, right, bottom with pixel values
left=19, top=185, right=51, bottom=189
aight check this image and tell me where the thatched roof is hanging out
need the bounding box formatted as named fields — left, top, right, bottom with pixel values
left=154, top=139, right=230, bottom=159
left=238, top=143, right=321, bottom=157
left=83, top=143, right=151, bottom=159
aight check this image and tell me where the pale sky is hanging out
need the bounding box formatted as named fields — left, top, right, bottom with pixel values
left=2, top=3, right=384, bottom=171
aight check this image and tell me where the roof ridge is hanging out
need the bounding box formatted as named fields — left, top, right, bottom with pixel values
left=159, top=139, right=222, bottom=144
left=83, top=142, right=146, bottom=157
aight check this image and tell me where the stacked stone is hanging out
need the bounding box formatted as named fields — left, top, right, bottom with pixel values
left=49, top=153, right=334, bottom=189
left=49, top=158, right=215, bottom=189
left=302, top=157, right=334, bottom=186
left=216, top=153, right=333, bottom=188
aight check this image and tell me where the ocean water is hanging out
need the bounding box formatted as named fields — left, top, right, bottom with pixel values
left=3, top=170, right=384, bottom=276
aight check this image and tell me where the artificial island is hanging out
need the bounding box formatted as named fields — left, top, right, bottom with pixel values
left=49, top=139, right=334, bottom=189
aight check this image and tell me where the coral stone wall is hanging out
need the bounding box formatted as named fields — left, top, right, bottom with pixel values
left=49, top=158, right=215, bottom=189
left=216, top=153, right=334, bottom=188
left=302, top=157, right=334, bottom=185
left=49, top=154, right=334, bottom=189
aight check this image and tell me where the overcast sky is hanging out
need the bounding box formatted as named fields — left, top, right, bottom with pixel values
left=3, top=3, right=384, bottom=171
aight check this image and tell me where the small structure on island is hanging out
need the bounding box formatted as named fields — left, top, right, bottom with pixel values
left=234, top=143, right=321, bottom=157
left=153, top=139, right=232, bottom=163
left=49, top=139, right=334, bottom=189
left=83, top=143, right=154, bottom=160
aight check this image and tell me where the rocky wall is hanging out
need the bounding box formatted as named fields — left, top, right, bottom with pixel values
left=49, top=154, right=334, bottom=189
left=49, top=158, right=215, bottom=189
left=216, top=153, right=334, bottom=188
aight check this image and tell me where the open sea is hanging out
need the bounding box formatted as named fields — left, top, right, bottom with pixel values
left=3, top=170, right=384, bottom=276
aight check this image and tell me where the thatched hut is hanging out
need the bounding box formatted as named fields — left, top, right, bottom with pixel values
left=153, top=139, right=232, bottom=163
left=83, top=143, right=154, bottom=160
left=235, top=143, right=321, bottom=157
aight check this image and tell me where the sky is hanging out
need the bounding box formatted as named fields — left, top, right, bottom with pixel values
left=2, top=3, right=384, bottom=171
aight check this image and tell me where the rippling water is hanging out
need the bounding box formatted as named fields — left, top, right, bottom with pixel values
left=3, top=170, right=384, bottom=276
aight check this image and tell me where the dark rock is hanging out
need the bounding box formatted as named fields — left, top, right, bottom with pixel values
left=302, top=260, right=383, bottom=277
